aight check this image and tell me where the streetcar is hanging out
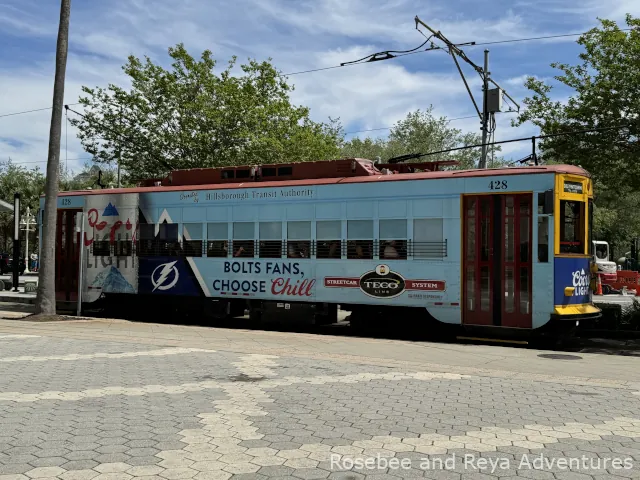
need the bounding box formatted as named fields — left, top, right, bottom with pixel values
left=41, top=158, right=600, bottom=333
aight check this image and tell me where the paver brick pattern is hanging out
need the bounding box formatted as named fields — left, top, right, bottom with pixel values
left=0, top=334, right=638, bottom=480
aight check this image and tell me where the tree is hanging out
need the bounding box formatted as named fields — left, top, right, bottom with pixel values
left=341, top=107, right=504, bottom=169
left=591, top=186, right=640, bottom=257
left=36, top=0, right=71, bottom=316
left=514, top=15, right=640, bottom=251
left=0, top=161, right=45, bottom=253
left=71, top=45, right=343, bottom=180
left=514, top=15, right=640, bottom=190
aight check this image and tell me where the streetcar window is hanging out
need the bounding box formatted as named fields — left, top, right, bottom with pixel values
left=115, top=233, right=132, bottom=257
left=93, top=240, right=111, bottom=257
left=159, top=223, right=179, bottom=241
left=538, top=193, right=545, bottom=215
left=278, top=166, right=293, bottom=176
left=137, top=224, right=156, bottom=256
left=537, top=217, right=549, bottom=262
left=153, top=223, right=182, bottom=257
left=182, top=223, right=203, bottom=257
left=259, top=222, right=282, bottom=258
left=183, top=223, right=202, bottom=240
left=559, top=200, right=585, bottom=254
left=207, top=222, right=228, bottom=258
left=379, top=219, right=407, bottom=260
left=207, top=223, right=227, bottom=239
left=232, top=222, right=254, bottom=258
left=158, top=223, right=180, bottom=256
left=347, top=220, right=373, bottom=259
left=413, top=218, right=445, bottom=258
left=236, top=169, right=250, bottom=179
left=139, top=224, right=155, bottom=240
left=316, top=221, right=341, bottom=259
left=287, top=222, right=311, bottom=259
left=538, top=190, right=553, bottom=215
left=262, top=167, right=276, bottom=177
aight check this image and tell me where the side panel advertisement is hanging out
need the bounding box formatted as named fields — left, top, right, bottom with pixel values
left=189, top=259, right=453, bottom=307
left=553, top=257, right=591, bottom=305
left=191, top=259, right=316, bottom=300
left=83, top=194, right=139, bottom=303
left=324, top=264, right=446, bottom=300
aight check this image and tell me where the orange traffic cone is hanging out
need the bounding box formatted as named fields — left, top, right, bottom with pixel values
left=596, top=274, right=603, bottom=295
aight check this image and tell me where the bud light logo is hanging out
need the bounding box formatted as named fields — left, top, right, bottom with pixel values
left=572, top=268, right=590, bottom=296
left=359, top=264, right=406, bottom=299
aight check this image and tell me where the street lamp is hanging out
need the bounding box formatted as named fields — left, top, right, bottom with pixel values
left=12, top=193, right=20, bottom=291
left=20, top=206, right=36, bottom=274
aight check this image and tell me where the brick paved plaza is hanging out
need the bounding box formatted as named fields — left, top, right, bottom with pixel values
left=0, top=319, right=639, bottom=480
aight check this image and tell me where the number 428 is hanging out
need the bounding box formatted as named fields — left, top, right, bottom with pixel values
left=489, top=180, right=508, bottom=190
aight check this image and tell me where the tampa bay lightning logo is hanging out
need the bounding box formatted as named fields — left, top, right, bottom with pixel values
left=151, top=261, right=179, bottom=292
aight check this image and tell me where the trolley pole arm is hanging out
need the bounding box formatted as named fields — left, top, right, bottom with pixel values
left=414, top=16, right=483, bottom=74
left=450, top=51, right=482, bottom=120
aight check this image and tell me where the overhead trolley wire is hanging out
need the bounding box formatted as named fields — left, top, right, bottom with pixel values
left=2, top=25, right=634, bottom=118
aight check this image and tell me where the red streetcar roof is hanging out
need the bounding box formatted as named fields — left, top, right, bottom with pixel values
left=55, top=163, right=590, bottom=197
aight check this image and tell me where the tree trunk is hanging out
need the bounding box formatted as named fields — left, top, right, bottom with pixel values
left=35, top=0, right=71, bottom=315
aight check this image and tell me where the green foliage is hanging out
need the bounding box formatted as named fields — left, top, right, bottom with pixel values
left=592, top=185, right=640, bottom=255
left=0, top=160, right=45, bottom=252
left=71, top=44, right=343, bottom=180
left=515, top=15, right=640, bottom=189
left=515, top=15, right=640, bottom=250
left=0, top=160, right=132, bottom=254
left=341, top=107, right=504, bottom=169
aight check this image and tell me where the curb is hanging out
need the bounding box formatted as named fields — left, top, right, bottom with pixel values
left=0, top=295, right=36, bottom=305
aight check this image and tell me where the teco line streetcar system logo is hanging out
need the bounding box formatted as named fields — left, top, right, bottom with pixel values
left=324, top=265, right=446, bottom=299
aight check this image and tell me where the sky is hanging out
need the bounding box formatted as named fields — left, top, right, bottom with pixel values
left=0, top=0, right=638, bottom=174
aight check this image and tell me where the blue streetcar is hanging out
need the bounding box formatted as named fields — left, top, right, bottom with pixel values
left=42, top=158, right=600, bottom=332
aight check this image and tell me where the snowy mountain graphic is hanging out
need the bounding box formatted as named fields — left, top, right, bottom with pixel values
left=91, top=266, right=135, bottom=294
left=103, top=203, right=119, bottom=216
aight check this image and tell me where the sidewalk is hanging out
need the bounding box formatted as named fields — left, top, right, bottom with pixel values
left=0, top=319, right=638, bottom=480
left=0, top=287, right=36, bottom=305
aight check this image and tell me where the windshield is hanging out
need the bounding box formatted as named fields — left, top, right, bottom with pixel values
left=595, top=243, right=609, bottom=260
left=559, top=200, right=585, bottom=254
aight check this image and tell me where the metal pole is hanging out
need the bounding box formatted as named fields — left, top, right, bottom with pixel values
left=24, top=207, right=30, bottom=273
left=38, top=209, right=42, bottom=273
left=117, top=153, right=121, bottom=188
left=12, top=193, right=20, bottom=292
left=479, top=49, right=490, bottom=169
left=76, top=212, right=84, bottom=316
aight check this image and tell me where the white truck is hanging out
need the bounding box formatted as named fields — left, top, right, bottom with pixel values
left=593, top=240, right=618, bottom=283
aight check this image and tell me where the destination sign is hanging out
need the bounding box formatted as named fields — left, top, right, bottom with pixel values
left=564, top=181, right=583, bottom=194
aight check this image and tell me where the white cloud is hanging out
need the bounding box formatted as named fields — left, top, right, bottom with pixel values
left=1, top=0, right=634, bottom=172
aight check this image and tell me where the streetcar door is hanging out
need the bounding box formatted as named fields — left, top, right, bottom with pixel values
left=55, top=208, right=82, bottom=302
left=462, top=196, right=494, bottom=325
left=463, top=194, right=532, bottom=328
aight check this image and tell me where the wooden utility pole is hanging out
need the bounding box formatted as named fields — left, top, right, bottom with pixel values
left=35, top=0, right=71, bottom=315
